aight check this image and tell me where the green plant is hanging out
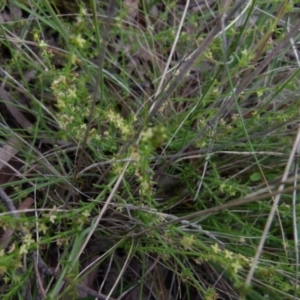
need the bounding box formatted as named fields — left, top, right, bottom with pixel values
left=0, top=0, right=299, bottom=299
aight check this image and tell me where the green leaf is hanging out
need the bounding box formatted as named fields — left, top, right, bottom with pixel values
left=250, top=172, right=261, bottom=182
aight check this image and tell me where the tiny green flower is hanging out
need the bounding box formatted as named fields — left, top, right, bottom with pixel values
left=120, top=124, right=131, bottom=136
left=82, top=210, right=90, bottom=218
left=241, top=49, right=248, bottom=56
left=74, top=34, right=86, bottom=48
left=211, top=243, right=220, bottom=254
left=224, top=249, right=234, bottom=260
left=50, top=214, right=57, bottom=223
left=80, top=6, right=87, bottom=16
left=51, top=75, right=66, bottom=89
left=22, top=233, right=35, bottom=246
left=130, top=147, right=141, bottom=162
left=204, top=287, right=218, bottom=300
left=219, top=183, right=226, bottom=193
left=116, top=206, right=124, bottom=212
left=19, top=244, right=28, bottom=255
left=38, top=223, right=48, bottom=234
left=231, top=260, right=242, bottom=273
left=38, top=40, right=47, bottom=49
left=141, top=128, right=154, bottom=141
left=56, top=99, right=66, bottom=110
left=181, top=234, right=195, bottom=251
left=239, top=237, right=246, bottom=244
left=67, top=86, right=77, bottom=98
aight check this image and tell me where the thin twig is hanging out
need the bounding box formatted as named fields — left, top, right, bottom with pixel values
left=154, top=0, right=190, bottom=98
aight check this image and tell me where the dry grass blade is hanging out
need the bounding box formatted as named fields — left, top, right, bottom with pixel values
left=0, top=137, right=20, bottom=171
left=154, top=0, right=190, bottom=98
left=132, top=183, right=300, bottom=239
left=246, top=125, right=300, bottom=285
left=77, top=255, right=101, bottom=298
left=0, top=87, right=33, bottom=174
left=0, top=88, right=33, bottom=129
left=75, top=158, right=131, bottom=266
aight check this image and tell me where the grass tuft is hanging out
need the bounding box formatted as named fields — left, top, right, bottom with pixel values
left=0, top=1, right=300, bottom=299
